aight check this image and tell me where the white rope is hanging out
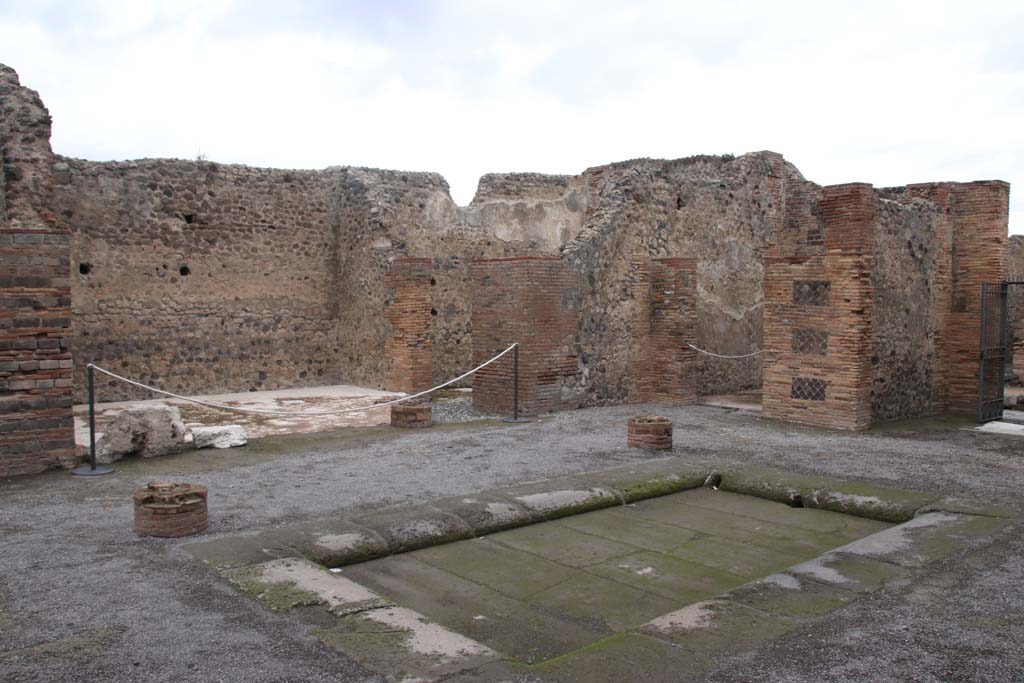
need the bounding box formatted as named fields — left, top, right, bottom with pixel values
left=88, top=344, right=518, bottom=417
left=687, top=343, right=764, bottom=359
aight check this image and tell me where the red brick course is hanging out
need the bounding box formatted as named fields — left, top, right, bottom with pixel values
left=132, top=482, right=209, bottom=538
left=383, top=258, right=433, bottom=393
left=627, top=415, right=673, bottom=450
left=631, top=258, right=698, bottom=404
left=763, top=184, right=875, bottom=430
left=471, top=257, right=580, bottom=416
left=390, top=402, right=432, bottom=428
left=0, top=228, right=76, bottom=476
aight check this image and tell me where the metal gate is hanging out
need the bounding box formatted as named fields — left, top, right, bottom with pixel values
left=977, top=281, right=1009, bottom=422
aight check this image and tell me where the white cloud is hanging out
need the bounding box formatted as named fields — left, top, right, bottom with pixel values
left=1, top=0, right=1021, bottom=232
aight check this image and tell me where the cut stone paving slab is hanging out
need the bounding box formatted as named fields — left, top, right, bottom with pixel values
left=489, top=522, right=637, bottom=568
left=558, top=510, right=701, bottom=552
left=530, top=632, right=704, bottom=683
left=316, top=606, right=498, bottom=683
left=831, top=511, right=1014, bottom=568
left=667, top=534, right=803, bottom=578
left=680, top=487, right=892, bottom=536
left=786, top=551, right=911, bottom=593
left=606, top=497, right=848, bottom=556
left=725, top=572, right=855, bottom=618
left=197, top=463, right=1017, bottom=681
left=413, top=537, right=579, bottom=600
left=524, top=570, right=680, bottom=632
left=586, top=550, right=742, bottom=602
left=635, top=598, right=799, bottom=656
left=340, top=553, right=606, bottom=663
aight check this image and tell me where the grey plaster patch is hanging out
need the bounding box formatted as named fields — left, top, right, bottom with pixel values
left=644, top=601, right=717, bottom=632
left=359, top=606, right=495, bottom=658
left=760, top=573, right=802, bottom=590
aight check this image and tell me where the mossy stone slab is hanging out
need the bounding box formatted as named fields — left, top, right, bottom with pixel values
left=725, top=572, right=854, bottom=618
left=413, top=537, right=578, bottom=600
left=341, top=554, right=607, bottom=663
left=667, top=535, right=808, bottom=579
left=586, top=550, right=744, bottom=602
left=489, top=522, right=637, bottom=568
left=609, top=496, right=843, bottom=556
left=525, top=572, right=680, bottom=633
left=531, top=632, right=707, bottom=683
left=680, top=488, right=891, bottom=537
left=558, top=509, right=701, bottom=552
left=635, top=599, right=799, bottom=654
left=316, top=606, right=498, bottom=683
left=833, top=512, right=1013, bottom=568
left=787, top=551, right=911, bottom=593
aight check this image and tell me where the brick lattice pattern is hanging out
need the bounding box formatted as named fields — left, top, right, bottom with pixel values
left=791, top=329, right=829, bottom=356
left=763, top=184, right=876, bottom=430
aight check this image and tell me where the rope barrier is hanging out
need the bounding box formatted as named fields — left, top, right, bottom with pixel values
left=88, top=344, right=518, bottom=417
left=686, top=343, right=764, bottom=359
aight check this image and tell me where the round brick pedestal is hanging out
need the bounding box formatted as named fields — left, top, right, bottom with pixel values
left=391, top=403, right=432, bottom=428
left=627, top=415, right=673, bottom=450
left=133, top=482, right=208, bottom=538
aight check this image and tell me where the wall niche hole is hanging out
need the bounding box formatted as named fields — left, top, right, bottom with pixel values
left=78, top=263, right=92, bottom=275
left=430, top=277, right=437, bottom=286
left=179, top=265, right=191, bottom=277
left=182, top=213, right=195, bottom=224
left=430, top=308, right=438, bottom=316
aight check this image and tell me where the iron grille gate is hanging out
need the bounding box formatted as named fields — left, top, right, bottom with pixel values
left=977, top=281, right=1009, bottom=422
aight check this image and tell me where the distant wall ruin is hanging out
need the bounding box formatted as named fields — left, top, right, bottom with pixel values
left=0, top=62, right=1014, bottom=475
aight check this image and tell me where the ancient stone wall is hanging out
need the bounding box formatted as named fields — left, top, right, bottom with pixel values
left=0, top=66, right=76, bottom=476
left=1, top=62, right=1015, bottom=475
left=53, top=159, right=342, bottom=402
left=563, top=154, right=781, bottom=404
left=869, top=194, right=950, bottom=421
left=1010, top=235, right=1024, bottom=380
left=471, top=258, right=581, bottom=415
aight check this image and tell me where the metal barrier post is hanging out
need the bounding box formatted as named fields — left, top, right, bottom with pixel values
left=72, top=364, right=114, bottom=476
left=502, top=343, right=530, bottom=423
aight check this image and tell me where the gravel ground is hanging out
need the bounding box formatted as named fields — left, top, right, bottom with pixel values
left=1, top=404, right=1022, bottom=682
left=429, top=396, right=495, bottom=424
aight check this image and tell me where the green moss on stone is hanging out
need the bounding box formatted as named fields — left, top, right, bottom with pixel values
left=237, top=580, right=323, bottom=611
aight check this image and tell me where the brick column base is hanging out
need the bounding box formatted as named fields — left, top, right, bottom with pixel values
left=391, top=403, right=432, bottom=428
left=133, top=483, right=209, bottom=538
left=627, top=415, right=673, bottom=450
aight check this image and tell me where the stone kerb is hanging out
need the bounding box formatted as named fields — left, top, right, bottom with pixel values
left=627, top=415, right=673, bottom=450
left=133, top=482, right=209, bottom=538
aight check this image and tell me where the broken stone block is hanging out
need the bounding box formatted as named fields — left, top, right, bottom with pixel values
left=192, top=425, right=248, bottom=449
left=94, top=405, right=188, bottom=463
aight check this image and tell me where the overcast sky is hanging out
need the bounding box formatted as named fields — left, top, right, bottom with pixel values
left=2, top=0, right=1021, bottom=233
